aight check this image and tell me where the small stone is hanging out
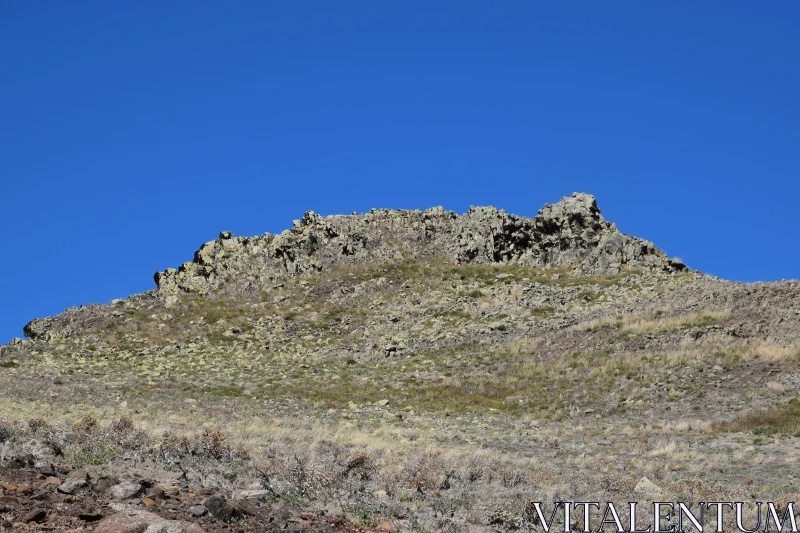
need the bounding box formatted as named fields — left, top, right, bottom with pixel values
left=109, top=482, right=142, bottom=500
left=67, top=469, right=88, bottom=480
left=146, top=486, right=166, bottom=500
left=58, top=477, right=88, bottom=494
left=236, top=489, right=272, bottom=500
left=142, top=496, right=157, bottom=507
left=22, top=508, right=47, bottom=523
left=634, top=476, right=663, bottom=499
left=189, top=504, right=207, bottom=517
left=94, top=476, right=120, bottom=493
left=202, top=495, right=231, bottom=520
left=162, top=485, right=181, bottom=497
left=235, top=499, right=260, bottom=517
left=54, top=503, right=82, bottom=516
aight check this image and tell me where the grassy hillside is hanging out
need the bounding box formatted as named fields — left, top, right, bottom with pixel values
left=2, top=256, right=800, bottom=531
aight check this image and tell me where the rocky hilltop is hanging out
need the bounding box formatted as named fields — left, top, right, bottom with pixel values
left=153, top=193, right=686, bottom=296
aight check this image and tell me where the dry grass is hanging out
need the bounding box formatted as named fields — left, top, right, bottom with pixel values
left=621, top=311, right=726, bottom=334
left=744, top=340, right=800, bottom=361
left=581, top=311, right=728, bottom=335
left=713, top=398, right=800, bottom=435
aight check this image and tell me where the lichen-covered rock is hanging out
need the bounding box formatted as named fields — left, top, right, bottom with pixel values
left=153, top=193, right=686, bottom=296
left=22, top=318, right=50, bottom=340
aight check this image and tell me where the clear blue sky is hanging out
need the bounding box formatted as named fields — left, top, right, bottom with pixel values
left=2, top=2, right=799, bottom=343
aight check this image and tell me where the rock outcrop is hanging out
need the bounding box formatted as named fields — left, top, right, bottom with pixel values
left=154, top=193, right=687, bottom=295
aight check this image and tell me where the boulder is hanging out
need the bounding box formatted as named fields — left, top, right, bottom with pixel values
left=94, top=507, right=203, bottom=533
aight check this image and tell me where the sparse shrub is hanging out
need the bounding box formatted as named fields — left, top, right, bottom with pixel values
left=27, top=418, right=55, bottom=438
left=459, top=289, right=485, bottom=299
left=249, top=450, right=281, bottom=494
left=578, top=290, right=599, bottom=303
left=286, top=454, right=335, bottom=499
left=531, top=306, right=555, bottom=318
left=65, top=440, right=119, bottom=468
left=109, top=416, right=135, bottom=434
left=680, top=313, right=719, bottom=329
left=431, top=308, right=472, bottom=320
left=63, top=415, right=123, bottom=467
left=351, top=495, right=387, bottom=528
left=466, top=466, right=485, bottom=483
left=0, top=421, right=15, bottom=443
left=487, top=507, right=511, bottom=527
left=499, top=468, right=526, bottom=488
left=74, top=414, right=100, bottom=432
left=405, top=455, right=441, bottom=496
left=196, top=428, right=231, bottom=460
left=342, top=452, right=375, bottom=481
left=159, top=431, right=192, bottom=461
left=108, top=418, right=150, bottom=460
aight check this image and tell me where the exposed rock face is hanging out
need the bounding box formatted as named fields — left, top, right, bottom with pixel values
left=154, top=193, right=686, bottom=295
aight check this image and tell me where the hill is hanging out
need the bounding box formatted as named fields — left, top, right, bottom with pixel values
left=1, top=193, right=799, bottom=532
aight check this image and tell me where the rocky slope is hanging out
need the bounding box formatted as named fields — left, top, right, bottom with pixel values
left=0, top=454, right=364, bottom=532
left=1, top=193, right=799, bottom=533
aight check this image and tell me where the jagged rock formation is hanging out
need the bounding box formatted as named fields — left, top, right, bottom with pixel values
left=154, top=193, right=687, bottom=295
